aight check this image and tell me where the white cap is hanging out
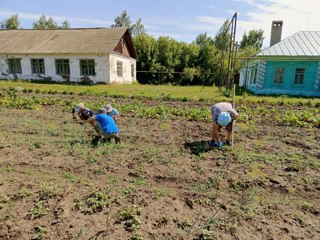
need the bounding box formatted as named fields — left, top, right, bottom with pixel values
left=104, top=104, right=113, bottom=113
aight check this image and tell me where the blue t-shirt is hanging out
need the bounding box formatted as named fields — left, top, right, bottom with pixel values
left=95, top=114, right=119, bottom=134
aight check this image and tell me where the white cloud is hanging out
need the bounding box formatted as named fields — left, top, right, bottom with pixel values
left=197, top=0, right=320, bottom=47
left=238, top=0, right=320, bottom=46
left=196, top=16, right=226, bottom=25
left=0, top=8, right=113, bottom=27
left=148, top=31, right=185, bottom=40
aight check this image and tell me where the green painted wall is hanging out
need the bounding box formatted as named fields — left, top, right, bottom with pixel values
left=263, top=61, right=318, bottom=91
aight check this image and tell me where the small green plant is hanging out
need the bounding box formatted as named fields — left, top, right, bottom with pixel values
left=154, top=188, right=166, bottom=198
left=178, top=218, right=193, bottom=230
left=106, top=175, right=119, bottom=185
left=5, top=165, right=15, bottom=173
left=16, top=187, right=32, bottom=199
left=28, top=201, right=47, bottom=220
left=32, top=226, right=48, bottom=240
left=231, top=180, right=246, bottom=193
left=119, top=207, right=142, bottom=232
left=93, top=166, right=108, bottom=175
left=197, top=229, right=215, bottom=240
left=75, top=190, right=109, bottom=214
left=120, top=187, right=134, bottom=200
left=39, top=184, right=60, bottom=200
left=63, top=172, right=79, bottom=183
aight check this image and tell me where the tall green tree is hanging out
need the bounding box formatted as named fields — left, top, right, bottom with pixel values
left=60, top=20, right=70, bottom=29
left=213, top=19, right=230, bottom=49
left=133, top=34, right=159, bottom=84
left=194, top=33, right=218, bottom=85
left=111, top=10, right=131, bottom=28
left=1, top=14, right=20, bottom=29
left=33, top=15, right=58, bottom=29
left=130, top=18, right=146, bottom=37
left=111, top=10, right=146, bottom=37
left=32, top=15, right=70, bottom=29
left=195, top=32, right=214, bottom=47
left=239, top=29, right=264, bottom=50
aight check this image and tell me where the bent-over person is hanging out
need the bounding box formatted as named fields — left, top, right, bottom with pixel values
left=210, top=102, right=239, bottom=148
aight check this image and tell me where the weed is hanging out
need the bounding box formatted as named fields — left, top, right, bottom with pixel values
left=154, top=188, right=166, bottom=198
left=178, top=218, right=193, bottom=230
left=191, top=176, right=220, bottom=193
left=231, top=180, right=246, bottom=193
left=5, top=165, right=15, bottom=173
left=39, top=183, right=60, bottom=200
left=28, top=200, right=47, bottom=220
left=75, top=190, right=109, bottom=214
left=129, top=232, right=144, bottom=240
left=93, top=166, right=109, bottom=175
left=247, top=165, right=268, bottom=182
left=32, top=226, right=48, bottom=240
left=106, top=175, right=119, bottom=185
left=120, top=187, right=135, bottom=200
left=197, top=229, right=215, bottom=240
left=16, top=187, right=32, bottom=199
left=302, top=177, right=313, bottom=185
left=86, top=155, right=100, bottom=164
left=63, top=171, right=79, bottom=183
left=300, top=201, right=317, bottom=213
left=119, top=207, right=142, bottom=231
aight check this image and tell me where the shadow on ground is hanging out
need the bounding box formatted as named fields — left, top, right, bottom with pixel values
left=91, top=136, right=101, bottom=147
left=184, top=140, right=212, bottom=155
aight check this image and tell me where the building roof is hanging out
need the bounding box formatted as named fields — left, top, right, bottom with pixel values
left=257, top=31, right=320, bottom=57
left=0, top=27, right=136, bottom=58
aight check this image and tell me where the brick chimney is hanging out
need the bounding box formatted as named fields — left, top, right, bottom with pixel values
left=270, top=20, right=283, bottom=47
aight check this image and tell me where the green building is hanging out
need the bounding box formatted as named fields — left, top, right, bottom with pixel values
left=240, top=25, right=320, bottom=97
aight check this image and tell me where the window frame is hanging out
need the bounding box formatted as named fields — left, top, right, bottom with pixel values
left=273, top=67, right=284, bottom=84
left=117, top=60, right=123, bottom=77
left=7, top=58, right=22, bottom=74
left=131, top=63, right=134, bottom=77
left=253, top=64, right=258, bottom=84
left=55, top=59, right=70, bottom=75
left=31, top=58, right=45, bottom=74
left=294, top=68, right=305, bottom=85
left=80, top=59, right=95, bottom=76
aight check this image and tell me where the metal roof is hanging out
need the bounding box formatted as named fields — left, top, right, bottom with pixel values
left=0, top=27, right=131, bottom=55
left=257, top=31, right=320, bottom=57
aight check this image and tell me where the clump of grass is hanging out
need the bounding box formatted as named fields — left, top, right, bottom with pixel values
left=119, top=207, right=142, bottom=232
left=75, top=190, right=110, bottom=214
left=28, top=200, right=48, bottom=220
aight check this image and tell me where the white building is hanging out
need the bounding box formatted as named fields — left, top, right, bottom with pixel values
left=0, top=27, right=137, bottom=84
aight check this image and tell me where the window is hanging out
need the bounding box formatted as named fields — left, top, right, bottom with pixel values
left=274, top=67, right=284, bottom=84
left=117, top=61, right=123, bottom=77
left=56, top=59, right=70, bottom=75
left=131, top=64, right=134, bottom=77
left=80, top=59, right=95, bottom=75
left=7, top=58, right=22, bottom=74
left=253, top=65, right=258, bottom=84
left=294, top=68, right=305, bottom=84
left=249, top=68, right=255, bottom=84
left=31, top=59, right=45, bottom=74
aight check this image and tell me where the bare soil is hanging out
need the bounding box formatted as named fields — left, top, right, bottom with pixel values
left=0, top=95, right=319, bottom=240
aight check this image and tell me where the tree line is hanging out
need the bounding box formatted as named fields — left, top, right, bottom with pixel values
left=0, top=12, right=264, bottom=86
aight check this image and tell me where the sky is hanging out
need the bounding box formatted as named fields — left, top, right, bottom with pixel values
left=0, top=0, right=319, bottom=47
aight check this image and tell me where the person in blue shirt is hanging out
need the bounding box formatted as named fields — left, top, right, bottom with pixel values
left=72, top=103, right=94, bottom=121
left=104, top=104, right=120, bottom=122
left=88, top=108, right=120, bottom=143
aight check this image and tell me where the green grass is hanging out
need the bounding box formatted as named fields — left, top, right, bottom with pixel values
left=0, top=80, right=223, bottom=101
left=1, top=80, right=319, bottom=105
